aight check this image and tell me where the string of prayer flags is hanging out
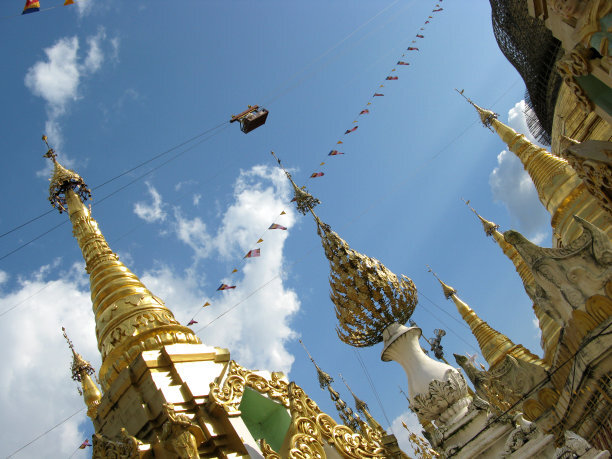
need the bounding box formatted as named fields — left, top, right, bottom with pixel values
left=328, top=150, right=344, bottom=156
left=344, top=126, right=358, bottom=134
left=397, top=61, right=410, bottom=65
left=79, top=440, right=92, bottom=449
left=22, top=0, right=40, bottom=14
left=187, top=319, right=198, bottom=326
left=269, top=223, right=287, bottom=230
left=244, top=249, right=261, bottom=258
left=310, top=172, right=324, bottom=178
left=386, top=76, right=398, bottom=80
left=217, top=284, right=236, bottom=291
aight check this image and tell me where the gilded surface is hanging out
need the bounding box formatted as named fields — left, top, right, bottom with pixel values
left=208, top=360, right=289, bottom=413
left=555, top=45, right=593, bottom=113
left=316, top=219, right=418, bottom=347
left=92, top=429, right=144, bottom=459
left=47, top=157, right=200, bottom=390
left=160, top=404, right=204, bottom=459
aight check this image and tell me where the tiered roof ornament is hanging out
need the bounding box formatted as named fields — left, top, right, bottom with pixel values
left=275, top=151, right=418, bottom=347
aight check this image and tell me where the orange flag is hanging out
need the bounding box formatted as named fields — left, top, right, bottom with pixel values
left=257, top=238, right=263, bottom=243
left=280, top=211, right=286, bottom=215
left=203, top=302, right=210, bottom=307
left=64, top=0, right=74, bottom=4
left=231, top=268, right=238, bottom=273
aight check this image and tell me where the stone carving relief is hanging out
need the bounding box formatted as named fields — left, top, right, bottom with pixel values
left=554, top=430, right=610, bottom=458
left=409, top=369, right=471, bottom=426
left=501, top=413, right=540, bottom=457
left=505, top=217, right=612, bottom=328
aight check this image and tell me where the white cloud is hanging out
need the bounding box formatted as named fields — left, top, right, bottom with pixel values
left=133, top=182, right=167, bottom=223
left=24, top=29, right=118, bottom=172
left=488, top=101, right=552, bottom=244
left=192, top=194, right=201, bottom=206
left=507, top=100, right=540, bottom=146
left=75, top=0, right=94, bottom=17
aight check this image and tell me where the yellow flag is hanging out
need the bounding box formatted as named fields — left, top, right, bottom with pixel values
left=280, top=211, right=286, bottom=215
left=232, top=268, right=238, bottom=273
left=257, top=238, right=264, bottom=243
left=367, top=102, right=372, bottom=105
left=379, top=84, right=384, bottom=88
left=391, top=68, right=396, bottom=71
left=320, top=162, right=325, bottom=166
left=337, top=141, right=343, bottom=144
left=203, top=302, right=210, bottom=307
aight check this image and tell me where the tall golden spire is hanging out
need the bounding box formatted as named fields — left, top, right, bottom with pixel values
left=62, top=327, right=102, bottom=419
left=463, top=201, right=560, bottom=365
left=457, top=94, right=610, bottom=246
left=44, top=137, right=200, bottom=391
left=430, top=269, right=544, bottom=369
left=274, top=151, right=418, bottom=347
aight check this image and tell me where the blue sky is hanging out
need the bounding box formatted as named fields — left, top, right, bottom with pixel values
left=0, top=0, right=553, bottom=456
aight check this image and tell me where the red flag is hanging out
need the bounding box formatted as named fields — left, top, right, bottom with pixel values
left=290, top=197, right=297, bottom=202
left=407, top=47, right=419, bottom=51
left=269, top=223, right=287, bottom=230
left=416, top=34, right=424, bottom=38
left=433, top=8, right=443, bottom=12
left=359, top=109, right=370, bottom=115
left=22, top=0, right=40, bottom=14
left=373, top=93, right=384, bottom=97
left=428, top=15, right=433, bottom=18
left=328, top=150, right=344, bottom=156
left=344, top=126, right=358, bottom=134
left=244, top=249, right=261, bottom=258
left=79, top=439, right=91, bottom=449
left=396, top=61, right=410, bottom=65
left=310, top=172, right=324, bottom=178
left=64, top=0, right=74, bottom=4
left=386, top=76, right=398, bottom=80
left=217, top=284, right=236, bottom=291
left=187, top=319, right=198, bottom=326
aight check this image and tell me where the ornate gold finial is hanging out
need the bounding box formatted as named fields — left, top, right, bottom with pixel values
left=62, top=327, right=102, bottom=419
left=299, top=339, right=333, bottom=389
left=339, top=373, right=369, bottom=414
left=455, top=89, right=498, bottom=130
left=42, top=136, right=91, bottom=213
left=317, top=219, right=418, bottom=347
left=270, top=151, right=320, bottom=215
left=427, top=265, right=456, bottom=299
left=462, top=198, right=500, bottom=236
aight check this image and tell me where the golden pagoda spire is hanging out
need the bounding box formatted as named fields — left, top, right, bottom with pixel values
left=62, top=327, right=102, bottom=419
left=44, top=137, right=200, bottom=391
left=299, top=340, right=362, bottom=433
left=339, top=373, right=385, bottom=435
left=456, top=93, right=608, bottom=246
left=274, top=151, right=418, bottom=347
left=463, top=200, right=560, bottom=365
left=429, top=268, right=544, bottom=369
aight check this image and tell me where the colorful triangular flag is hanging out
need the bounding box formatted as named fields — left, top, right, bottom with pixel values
left=373, top=93, right=384, bottom=97
left=397, top=61, right=410, bottom=65
left=433, top=8, right=443, bottom=12
left=386, top=76, right=398, bottom=80
left=320, top=162, right=325, bottom=166
left=280, top=211, right=286, bottom=215
left=344, top=126, right=358, bottom=134
left=416, top=34, right=424, bottom=38
left=269, top=223, right=287, bottom=230
left=407, top=47, right=419, bottom=51
left=359, top=109, right=370, bottom=115
left=217, top=284, right=236, bottom=291
left=79, top=439, right=91, bottom=449
left=64, top=0, right=74, bottom=5
left=22, top=0, right=40, bottom=14
left=337, top=141, right=343, bottom=144
left=310, top=172, right=324, bottom=178
left=328, top=150, right=344, bottom=156
left=244, top=249, right=261, bottom=258
left=257, top=238, right=264, bottom=243
left=231, top=268, right=238, bottom=273
left=203, top=302, right=211, bottom=307
left=187, top=319, right=198, bottom=326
